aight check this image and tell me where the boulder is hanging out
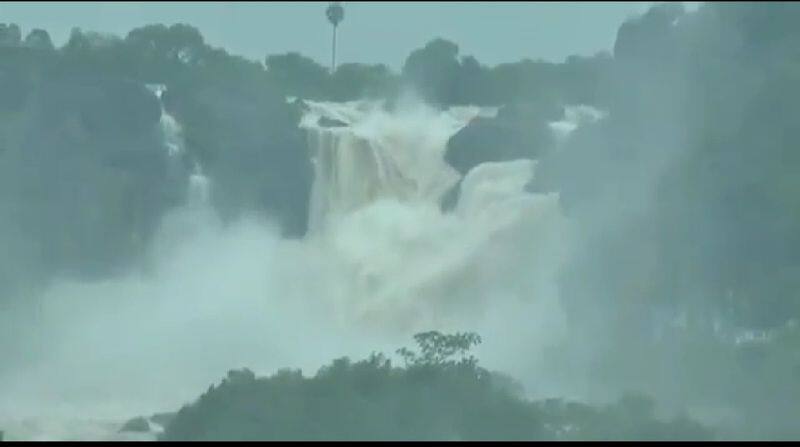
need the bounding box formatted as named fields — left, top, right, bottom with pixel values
left=444, top=102, right=556, bottom=175
left=318, top=116, right=348, bottom=128
left=119, top=416, right=151, bottom=433
left=150, top=412, right=177, bottom=428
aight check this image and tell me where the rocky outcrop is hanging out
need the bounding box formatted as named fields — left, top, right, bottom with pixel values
left=119, top=417, right=150, bottom=433
left=318, top=116, right=348, bottom=128
left=34, top=75, right=162, bottom=137
left=444, top=102, right=558, bottom=176
left=3, top=74, right=177, bottom=280
left=166, top=84, right=313, bottom=237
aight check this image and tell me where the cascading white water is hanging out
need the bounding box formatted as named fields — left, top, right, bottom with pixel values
left=0, top=84, right=219, bottom=442
left=0, top=96, right=601, bottom=441
left=147, top=84, right=185, bottom=160
left=297, top=98, right=570, bottom=337
left=147, top=83, right=212, bottom=209
left=145, top=86, right=217, bottom=270
left=301, top=99, right=467, bottom=233
left=188, top=163, right=211, bottom=208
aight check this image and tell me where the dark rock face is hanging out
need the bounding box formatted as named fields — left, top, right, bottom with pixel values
left=119, top=417, right=151, bottom=433
left=150, top=412, right=177, bottom=428
left=2, top=74, right=178, bottom=280
left=439, top=179, right=462, bottom=213
left=167, top=85, right=313, bottom=238
left=35, top=75, right=161, bottom=137
left=445, top=117, right=526, bottom=175
left=318, top=116, right=348, bottom=128
left=496, top=101, right=563, bottom=124
left=444, top=102, right=558, bottom=176
left=613, top=2, right=683, bottom=64
left=81, top=78, right=162, bottom=137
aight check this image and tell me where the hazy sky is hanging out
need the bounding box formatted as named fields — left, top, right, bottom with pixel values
left=0, top=2, right=696, bottom=69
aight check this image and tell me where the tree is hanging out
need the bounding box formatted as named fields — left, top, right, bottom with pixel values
left=63, top=27, right=91, bottom=53
left=265, top=52, right=330, bottom=99
left=396, top=330, right=482, bottom=368
left=158, top=332, right=712, bottom=441
left=125, top=23, right=205, bottom=64
left=402, top=38, right=461, bottom=105
left=451, top=55, right=491, bottom=105
left=329, top=62, right=397, bottom=100
left=325, top=2, right=345, bottom=72
left=23, top=28, right=54, bottom=51
left=0, top=23, right=21, bottom=47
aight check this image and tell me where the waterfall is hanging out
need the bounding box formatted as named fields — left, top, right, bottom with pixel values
left=0, top=97, right=599, bottom=441
left=300, top=100, right=464, bottom=233
left=146, top=84, right=212, bottom=209
left=142, top=85, right=216, bottom=263
left=297, top=99, right=570, bottom=335
left=146, top=84, right=183, bottom=159
left=157, top=100, right=183, bottom=159
left=187, top=163, right=211, bottom=208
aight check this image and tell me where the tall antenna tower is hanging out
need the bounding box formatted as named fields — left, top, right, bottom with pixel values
left=326, top=2, right=344, bottom=73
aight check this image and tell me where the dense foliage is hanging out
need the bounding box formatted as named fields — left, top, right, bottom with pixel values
left=528, top=5, right=800, bottom=430
left=0, top=19, right=606, bottom=304
left=2, top=2, right=800, bottom=440
left=159, top=332, right=712, bottom=441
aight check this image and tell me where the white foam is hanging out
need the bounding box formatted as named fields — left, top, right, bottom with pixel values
left=1, top=97, right=592, bottom=440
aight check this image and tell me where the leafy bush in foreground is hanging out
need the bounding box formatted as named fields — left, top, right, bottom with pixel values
left=160, top=332, right=713, bottom=441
